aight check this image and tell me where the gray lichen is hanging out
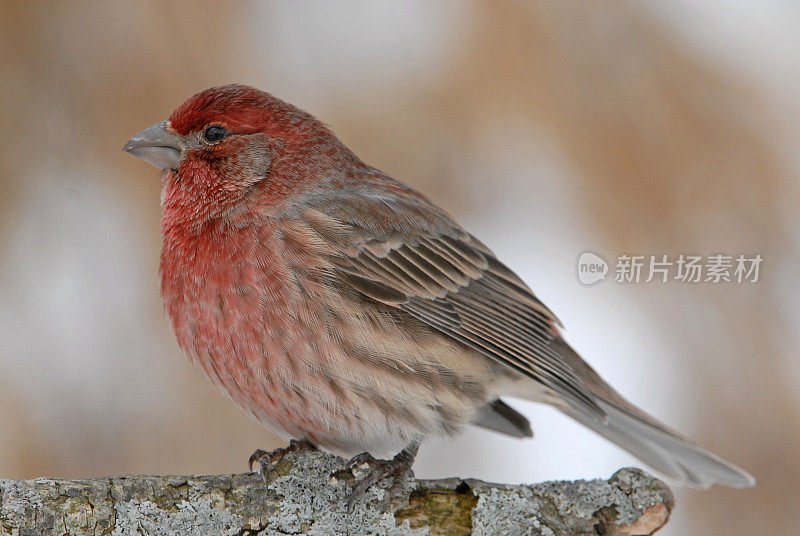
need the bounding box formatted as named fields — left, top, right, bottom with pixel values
left=0, top=450, right=673, bottom=535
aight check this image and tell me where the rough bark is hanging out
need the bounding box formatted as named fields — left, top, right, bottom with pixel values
left=0, top=449, right=673, bottom=535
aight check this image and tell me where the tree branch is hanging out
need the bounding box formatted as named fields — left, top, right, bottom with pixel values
left=0, top=449, right=673, bottom=535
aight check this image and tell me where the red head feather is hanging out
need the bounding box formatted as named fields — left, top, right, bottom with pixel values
left=169, top=84, right=328, bottom=144
left=160, top=85, right=363, bottom=232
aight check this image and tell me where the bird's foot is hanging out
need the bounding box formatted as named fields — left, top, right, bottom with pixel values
left=344, top=444, right=419, bottom=511
left=248, top=439, right=316, bottom=479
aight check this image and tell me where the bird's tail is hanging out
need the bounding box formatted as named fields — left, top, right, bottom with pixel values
left=551, top=338, right=755, bottom=489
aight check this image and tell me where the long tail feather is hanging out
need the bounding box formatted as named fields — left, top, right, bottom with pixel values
left=551, top=338, right=755, bottom=489
left=561, top=400, right=755, bottom=488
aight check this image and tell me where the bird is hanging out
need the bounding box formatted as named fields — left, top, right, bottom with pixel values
left=123, top=84, right=755, bottom=499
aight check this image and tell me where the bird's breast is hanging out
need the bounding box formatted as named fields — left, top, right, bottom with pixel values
left=160, top=223, right=295, bottom=393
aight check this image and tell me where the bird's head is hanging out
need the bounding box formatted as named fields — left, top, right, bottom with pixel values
left=124, top=84, right=353, bottom=230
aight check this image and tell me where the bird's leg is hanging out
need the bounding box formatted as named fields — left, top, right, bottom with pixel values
left=345, top=443, right=419, bottom=511
left=248, top=438, right=316, bottom=478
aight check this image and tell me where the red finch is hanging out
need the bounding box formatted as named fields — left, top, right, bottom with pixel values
left=124, top=84, right=754, bottom=496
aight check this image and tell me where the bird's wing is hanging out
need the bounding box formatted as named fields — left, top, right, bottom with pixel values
left=301, top=190, right=606, bottom=421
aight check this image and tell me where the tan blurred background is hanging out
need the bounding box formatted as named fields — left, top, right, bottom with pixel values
left=1, top=2, right=798, bottom=534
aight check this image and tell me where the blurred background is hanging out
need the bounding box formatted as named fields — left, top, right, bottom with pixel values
left=1, top=2, right=798, bottom=534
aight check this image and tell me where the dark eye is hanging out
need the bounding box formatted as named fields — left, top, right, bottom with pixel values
left=203, top=125, right=228, bottom=143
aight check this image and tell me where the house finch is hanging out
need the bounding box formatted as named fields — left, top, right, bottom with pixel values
left=124, top=84, right=754, bottom=496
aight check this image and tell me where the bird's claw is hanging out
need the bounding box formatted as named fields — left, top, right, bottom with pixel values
left=343, top=445, right=418, bottom=512
left=248, top=439, right=316, bottom=478
left=346, top=452, right=376, bottom=469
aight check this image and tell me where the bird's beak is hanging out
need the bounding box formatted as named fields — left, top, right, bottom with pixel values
left=123, top=120, right=183, bottom=170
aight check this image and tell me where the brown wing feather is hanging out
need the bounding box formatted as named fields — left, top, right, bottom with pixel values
left=300, top=193, right=605, bottom=421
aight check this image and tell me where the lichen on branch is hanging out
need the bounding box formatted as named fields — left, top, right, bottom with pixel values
left=0, top=450, right=673, bottom=535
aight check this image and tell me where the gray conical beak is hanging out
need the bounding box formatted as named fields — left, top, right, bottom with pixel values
left=123, top=120, right=183, bottom=170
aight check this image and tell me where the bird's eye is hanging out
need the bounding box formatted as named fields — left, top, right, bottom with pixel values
left=203, top=125, right=228, bottom=143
